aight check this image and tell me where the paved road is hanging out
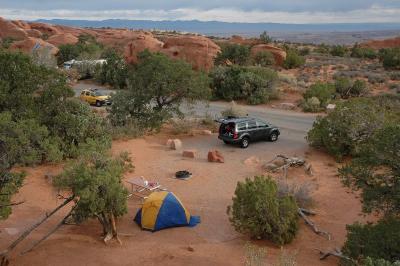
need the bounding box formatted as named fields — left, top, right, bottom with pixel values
left=71, top=82, right=317, bottom=143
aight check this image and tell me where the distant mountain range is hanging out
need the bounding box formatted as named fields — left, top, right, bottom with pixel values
left=36, top=19, right=400, bottom=44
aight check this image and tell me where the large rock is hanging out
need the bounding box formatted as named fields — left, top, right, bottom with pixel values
left=161, top=35, right=221, bottom=71
left=10, top=37, right=59, bottom=55
left=251, top=44, right=287, bottom=66
left=0, top=17, right=28, bottom=40
left=208, top=150, right=224, bottom=163
left=26, top=29, right=43, bottom=38
left=47, top=33, right=79, bottom=46
left=182, top=150, right=197, bottom=158
left=124, top=32, right=164, bottom=64
left=29, top=22, right=61, bottom=36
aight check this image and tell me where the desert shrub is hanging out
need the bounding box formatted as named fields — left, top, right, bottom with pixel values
left=299, top=47, right=310, bottom=56
left=283, top=50, right=305, bottom=69
left=277, top=180, right=315, bottom=209
left=1, top=37, right=16, bottom=49
left=333, top=70, right=362, bottom=79
left=315, top=44, right=330, bottom=54
left=363, top=258, right=400, bottom=266
left=389, top=72, right=400, bottom=81
left=211, top=65, right=278, bottom=104
left=330, top=45, right=347, bottom=57
left=215, top=43, right=251, bottom=65
left=351, top=44, right=377, bottom=59
left=302, top=97, right=322, bottom=113
left=0, top=170, right=24, bottom=220
left=259, top=31, right=272, bottom=44
left=380, top=48, right=400, bottom=70
left=335, top=78, right=368, bottom=98
left=303, top=82, right=335, bottom=108
left=57, top=44, right=81, bottom=65
left=109, top=51, right=210, bottom=130
left=307, top=96, right=400, bottom=160
left=339, top=124, right=400, bottom=215
left=94, top=49, right=129, bottom=89
left=276, top=248, right=298, bottom=266
left=367, top=73, right=387, bottom=84
left=244, top=242, right=267, bottom=266
left=57, top=34, right=103, bottom=65
left=227, top=176, right=299, bottom=245
left=253, top=51, right=275, bottom=67
left=342, top=218, right=400, bottom=264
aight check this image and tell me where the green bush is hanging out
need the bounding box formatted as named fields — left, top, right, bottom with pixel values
left=335, top=78, right=368, bottom=98
left=302, top=97, right=322, bottom=113
left=342, top=218, right=400, bottom=263
left=109, top=51, right=210, bottom=130
left=283, top=50, right=305, bottom=69
left=210, top=65, right=278, bottom=104
left=259, top=31, right=272, bottom=44
left=380, top=48, right=400, bottom=70
left=330, top=45, right=347, bottom=57
left=339, top=124, right=400, bottom=215
left=57, top=34, right=104, bottom=65
left=227, top=176, right=299, bottom=245
left=351, top=44, right=377, bottom=59
left=94, top=49, right=129, bottom=89
left=303, top=82, right=335, bottom=107
left=253, top=51, right=275, bottom=67
left=307, top=96, right=400, bottom=160
left=0, top=170, right=24, bottom=220
left=215, top=43, right=251, bottom=65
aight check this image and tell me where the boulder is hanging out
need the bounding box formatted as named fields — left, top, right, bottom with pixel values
left=182, top=150, right=197, bottom=158
left=208, top=150, right=224, bottom=163
left=251, top=44, right=287, bottom=66
left=172, top=139, right=182, bottom=150
left=47, top=33, right=79, bottom=46
left=10, top=37, right=59, bottom=55
left=326, top=104, right=336, bottom=113
left=11, top=20, right=31, bottom=30
left=0, top=17, right=28, bottom=40
left=278, top=103, right=296, bottom=110
left=161, top=35, right=221, bottom=71
left=124, top=32, right=164, bottom=64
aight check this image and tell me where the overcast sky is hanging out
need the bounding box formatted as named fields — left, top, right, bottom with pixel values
left=1, top=0, right=400, bottom=23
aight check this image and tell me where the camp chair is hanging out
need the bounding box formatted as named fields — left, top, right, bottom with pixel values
left=126, top=176, right=163, bottom=199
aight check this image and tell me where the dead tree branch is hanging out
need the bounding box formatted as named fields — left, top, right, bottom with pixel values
left=0, top=201, right=24, bottom=208
left=315, top=248, right=352, bottom=261
left=298, top=208, right=331, bottom=240
left=0, top=195, right=74, bottom=257
left=21, top=206, right=75, bottom=255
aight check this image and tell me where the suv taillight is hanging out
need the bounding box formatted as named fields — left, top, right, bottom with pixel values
left=233, top=131, right=238, bottom=139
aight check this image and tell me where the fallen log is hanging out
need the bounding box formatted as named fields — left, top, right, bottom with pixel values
left=21, top=207, right=75, bottom=255
left=0, top=195, right=74, bottom=257
left=315, top=248, right=352, bottom=261
left=298, top=208, right=331, bottom=240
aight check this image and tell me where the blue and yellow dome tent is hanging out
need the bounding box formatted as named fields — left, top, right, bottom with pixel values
left=134, top=191, right=200, bottom=231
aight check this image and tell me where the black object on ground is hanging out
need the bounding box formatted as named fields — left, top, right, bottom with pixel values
left=175, top=171, right=192, bottom=179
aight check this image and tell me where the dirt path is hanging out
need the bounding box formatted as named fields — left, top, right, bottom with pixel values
left=1, top=135, right=369, bottom=265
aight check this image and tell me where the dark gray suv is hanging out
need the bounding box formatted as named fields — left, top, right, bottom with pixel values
left=217, top=116, right=280, bottom=148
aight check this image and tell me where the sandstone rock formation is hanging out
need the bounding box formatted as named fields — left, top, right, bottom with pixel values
left=10, top=37, right=59, bottom=55
left=251, top=44, right=287, bottom=65
left=124, top=32, right=164, bottom=64
left=361, top=36, right=400, bottom=49
left=0, top=17, right=28, bottom=40
left=29, top=22, right=61, bottom=36
left=162, top=35, right=221, bottom=71
left=47, top=33, right=79, bottom=46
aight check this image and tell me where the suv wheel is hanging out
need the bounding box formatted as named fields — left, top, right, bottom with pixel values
left=95, top=101, right=102, bottom=107
left=240, top=137, right=250, bottom=148
left=269, top=132, right=278, bottom=142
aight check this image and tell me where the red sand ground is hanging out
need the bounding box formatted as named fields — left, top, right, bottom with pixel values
left=0, top=135, right=370, bottom=265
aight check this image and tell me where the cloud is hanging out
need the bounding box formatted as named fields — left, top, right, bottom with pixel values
left=1, top=6, right=400, bottom=23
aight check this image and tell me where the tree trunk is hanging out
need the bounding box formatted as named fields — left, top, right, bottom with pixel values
left=102, top=212, right=122, bottom=245
left=0, top=196, right=74, bottom=258
left=21, top=207, right=75, bottom=255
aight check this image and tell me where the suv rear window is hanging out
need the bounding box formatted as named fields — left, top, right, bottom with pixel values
left=220, top=122, right=235, bottom=135
left=237, top=122, right=246, bottom=131
left=247, top=121, right=257, bottom=129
